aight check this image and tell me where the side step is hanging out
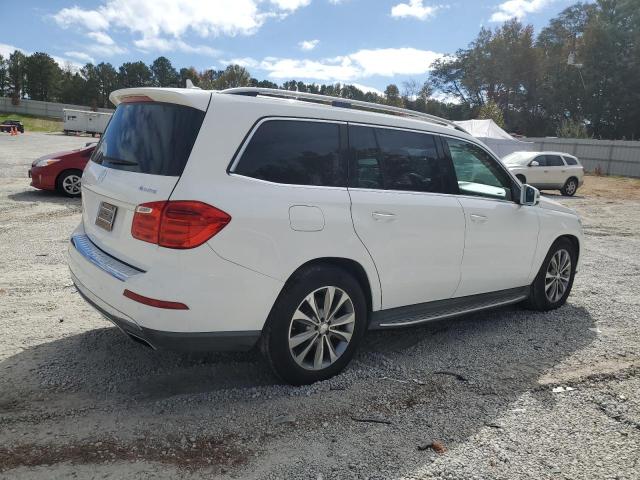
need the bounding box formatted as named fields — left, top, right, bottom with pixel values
left=369, top=287, right=530, bottom=329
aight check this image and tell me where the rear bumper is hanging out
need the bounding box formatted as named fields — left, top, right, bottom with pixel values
left=72, top=272, right=260, bottom=352
left=67, top=223, right=283, bottom=352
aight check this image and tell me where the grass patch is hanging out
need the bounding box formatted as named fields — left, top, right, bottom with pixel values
left=0, top=113, right=63, bottom=132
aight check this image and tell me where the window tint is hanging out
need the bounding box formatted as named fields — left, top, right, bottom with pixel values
left=350, top=125, right=383, bottom=189
left=445, top=138, right=513, bottom=201
left=532, top=155, right=547, bottom=166
left=91, top=102, right=205, bottom=176
left=563, top=156, right=578, bottom=165
left=349, top=125, right=451, bottom=194
left=545, top=155, right=564, bottom=167
left=235, top=120, right=344, bottom=186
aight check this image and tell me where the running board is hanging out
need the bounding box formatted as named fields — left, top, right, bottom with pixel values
left=369, top=287, right=530, bottom=329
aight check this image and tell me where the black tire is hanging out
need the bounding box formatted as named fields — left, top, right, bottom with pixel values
left=524, top=238, right=577, bottom=311
left=561, top=177, right=578, bottom=196
left=261, top=265, right=368, bottom=385
left=516, top=174, right=526, bottom=184
left=56, top=169, right=83, bottom=197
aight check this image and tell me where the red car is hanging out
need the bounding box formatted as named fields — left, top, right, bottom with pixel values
left=29, top=144, right=95, bottom=197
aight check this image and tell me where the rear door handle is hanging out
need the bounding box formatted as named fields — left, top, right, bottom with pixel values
left=469, top=213, right=488, bottom=223
left=372, top=211, right=396, bottom=221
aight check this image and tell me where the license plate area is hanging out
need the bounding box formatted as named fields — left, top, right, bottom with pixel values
left=95, top=202, right=118, bottom=231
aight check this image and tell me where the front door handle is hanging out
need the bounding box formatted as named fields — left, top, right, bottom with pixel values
left=469, top=213, right=488, bottom=223
left=372, top=211, right=396, bottom=221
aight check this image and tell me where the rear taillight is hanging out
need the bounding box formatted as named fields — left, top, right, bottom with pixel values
left=131, top=201, right=231, bottom=249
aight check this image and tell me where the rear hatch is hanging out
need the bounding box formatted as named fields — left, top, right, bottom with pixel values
left=80, top=88, right=211, bottom=268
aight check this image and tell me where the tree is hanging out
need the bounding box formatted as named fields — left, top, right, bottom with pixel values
left=215, top=65, right=252, bottom=89
left=118, top=61, right=152, bottom=88
left=557, top=118, right=589, bottom=138
left=384, top=84, right=402, bottom=107
left=95, top=63, right=119, bottom=107
left=0, top=55, right=7, bottom=97
left=24, top=52, right=62, bottom=101
left=150, top=56, right=178, bottom=87
left=7, top=50, right=26, bottom=99
left=478, top=100, right=505, bottom=128
left=179, top=67, right=199, bottom=88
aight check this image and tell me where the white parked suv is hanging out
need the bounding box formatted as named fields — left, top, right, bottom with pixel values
left=503, top=151, right=584, bottom=196
left=68, top=87, right=583, bottom=385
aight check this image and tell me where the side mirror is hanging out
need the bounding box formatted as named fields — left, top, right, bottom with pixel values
left=520, top=184, right=540, bottom=206
left=529, top=160, right=539, bottom=167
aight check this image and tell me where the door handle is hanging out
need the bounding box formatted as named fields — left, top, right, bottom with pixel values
left=469, top=213, right=488, bottom=223
left=372, top=211, right=396, bottom=221
left=544, top=170, right=549, bottom=173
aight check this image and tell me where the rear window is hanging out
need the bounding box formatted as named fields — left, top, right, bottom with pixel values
left=234, top=120, right=345, bottom=187
left=563, top=156, right=578, bottom=165
left=91, top=102, right=205, bottom=176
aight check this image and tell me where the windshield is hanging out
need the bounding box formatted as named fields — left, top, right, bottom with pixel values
left=502, top=152, right=533, bottom=165
left=91, top=102, right=205, bottom=176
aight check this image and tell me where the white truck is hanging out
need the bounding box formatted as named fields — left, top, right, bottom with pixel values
left=63, top=109, right=112, bottom=136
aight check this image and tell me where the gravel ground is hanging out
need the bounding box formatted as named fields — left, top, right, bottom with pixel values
left=0, top=132, right=639, bottom=479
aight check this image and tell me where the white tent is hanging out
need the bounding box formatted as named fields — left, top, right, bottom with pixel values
left=454, top=119, right=535, bottom=158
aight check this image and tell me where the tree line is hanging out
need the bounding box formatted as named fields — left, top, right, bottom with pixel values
left=0, top=0, right=637, bottom=139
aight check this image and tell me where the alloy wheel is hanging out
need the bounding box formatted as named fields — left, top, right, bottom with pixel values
left=565, top=180, right=577, bottom=195
left=545, top=249, right=571, bottom=303
left=62, top=175, right=81, bottom=195
left=288, top=286, right=355, bottom=371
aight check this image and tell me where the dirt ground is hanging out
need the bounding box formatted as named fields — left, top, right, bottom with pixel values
left=1, top=132, right=639, bottom=479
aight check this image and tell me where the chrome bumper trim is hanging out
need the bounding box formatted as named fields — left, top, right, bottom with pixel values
left=71, top=234, right=144, bottom=281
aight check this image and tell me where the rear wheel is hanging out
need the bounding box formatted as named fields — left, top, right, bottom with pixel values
left=261, top=265, right=367, bottom=385
left=525, top=238, right=577, bottom=311
left=561, top=177, right=578, bottom=196
left=56, top=170, right=83, bottom=197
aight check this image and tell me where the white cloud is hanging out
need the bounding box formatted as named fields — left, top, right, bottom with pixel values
left=235, top=47, right=443, bottom=82
left=490, top=0, right=554, bottom=22
left=134, top=37, right=219, bottom=56
left=391, top=0, right=441, bottom=20
left=269, top=0, right=311, bottom=10
left=87, top=31, right=115, bottom=46
left=53, top=6, right=110, bottom=31
left=348, top=82, right=384, bottom=95
left=299, top=39, right=320, bottom=51
left=0, top=43, right=25, bottom=58
left=65, top=51, right=96, bottom=64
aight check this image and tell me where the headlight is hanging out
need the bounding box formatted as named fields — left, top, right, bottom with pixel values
left=35, top=158, right=61, bottom=167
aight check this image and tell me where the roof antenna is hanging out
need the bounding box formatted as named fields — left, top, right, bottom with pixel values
left=185, top=79, right=201, bottom=90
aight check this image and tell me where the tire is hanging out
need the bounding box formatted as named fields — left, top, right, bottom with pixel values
left=56, top=170, right=83, bottom=197
left=261, top=265, right=368, bottom=385
left=524, top=238, right=577, bottom=311
left=561, top=177, right=578, bottom=196
left=516, top=174, right=526, bottom=184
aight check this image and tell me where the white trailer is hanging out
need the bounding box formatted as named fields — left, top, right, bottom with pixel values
left=63, top=109, right=112, bottom=136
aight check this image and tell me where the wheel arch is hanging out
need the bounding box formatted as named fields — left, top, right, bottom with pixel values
left=284, top=257, right=374, bottom=315
left=556, top=233, right=580, bottom=263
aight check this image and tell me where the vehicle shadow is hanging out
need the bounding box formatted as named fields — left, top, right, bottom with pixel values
left=7, top=189, right=81, bottom=206
left=0, top=302, right=596, bottom=476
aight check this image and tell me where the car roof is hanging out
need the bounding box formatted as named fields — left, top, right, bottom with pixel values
left=506, top=151, right=577, bottom=159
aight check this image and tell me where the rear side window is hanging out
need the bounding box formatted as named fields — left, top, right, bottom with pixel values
left=234, top=120, right=345, bottom=187
left=545, top=155, right=564, bottom=167
left=349, top=125, right=451, bottom=194
left=91, top=102, right=205, bottom=176
left=563, top=156, right=578, bottom=165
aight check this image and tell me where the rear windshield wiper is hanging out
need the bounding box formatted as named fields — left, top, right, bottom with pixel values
left=104, top=158, right=139, bottom=166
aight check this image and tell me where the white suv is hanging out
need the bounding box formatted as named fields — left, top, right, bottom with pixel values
left=68, top=87, right=583, bottom=385
left=503, top=151, right=584, bottom=196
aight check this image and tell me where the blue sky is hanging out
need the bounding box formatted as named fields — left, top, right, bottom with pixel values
left=1, top=0, right=579, bottom=93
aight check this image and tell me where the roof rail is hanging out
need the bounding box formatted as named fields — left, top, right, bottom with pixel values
left=220, top=87, right=468, bottom=133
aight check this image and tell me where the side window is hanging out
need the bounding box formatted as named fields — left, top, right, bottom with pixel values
left=563, top=156, right=578, bottom=166
left=375, top=128, right=449, bottom=194
left=350, top=125, right=383, bottom=189
left=445, top=138, right=513, bottom=201
left=545, top=155, right=564, bottom=167
left=532, top=155, right=546, bottom=166
left=234, top=120, right=345, bottom=186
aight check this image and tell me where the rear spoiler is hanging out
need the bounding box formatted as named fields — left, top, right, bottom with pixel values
left=109, top=88, right=212, bottom=111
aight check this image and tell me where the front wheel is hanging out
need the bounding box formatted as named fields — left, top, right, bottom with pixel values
left=525, top=238, right=577, bottom=311
left=261, top=265, right=367, bottom=385
left=561, top=177, right=578, bottom=196
left=57, top=170, right=83, bottom=197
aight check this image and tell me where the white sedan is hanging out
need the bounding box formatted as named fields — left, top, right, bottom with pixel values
left=503, top=151, right=584, bottom=196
